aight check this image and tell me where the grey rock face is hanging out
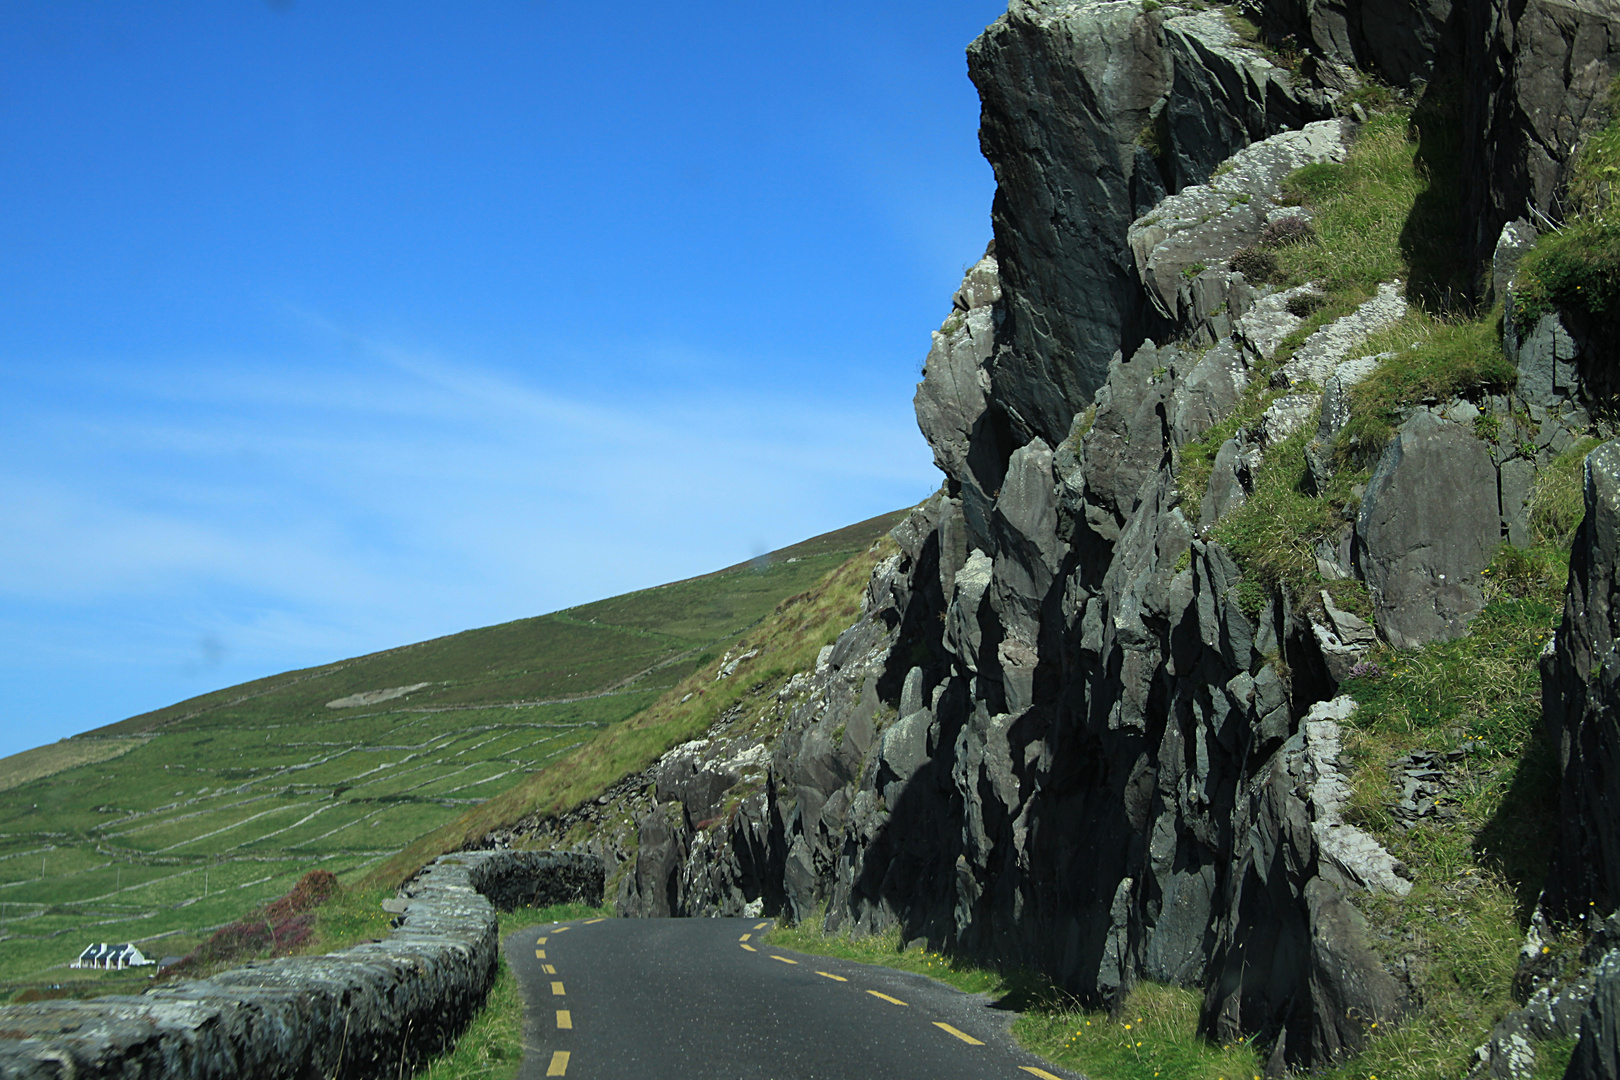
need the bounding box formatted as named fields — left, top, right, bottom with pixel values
left=1257, top=0, right=1457, bottom=88
left=0, top=851, right=601, bottom=1080
left=1355, top=410, right=1501, bottom=649
left=916, top=251, right=1001, bottom=487
left=968, top=0, right=1331, bottom=447
left=1508, top=309, right=1583, bottom=409
left=1129, top=119, right=1350, bottom=325
left=1491, top=218, right=1537, bottom=306
left=1462, top=0, right=1620, bottom=271
left=1276, top=281, right=1407, bottom=389
left=1568, top=949, right=1620, bottom=1080
left=1206, top=698, right=1407, bottom=1064
left=1542, top=441, right=1620, bottom=922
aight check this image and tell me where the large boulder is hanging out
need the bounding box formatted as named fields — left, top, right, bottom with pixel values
left=1541, top=440, right=1620, bottom=921
left=1354, top=410, right=1500, bottom=649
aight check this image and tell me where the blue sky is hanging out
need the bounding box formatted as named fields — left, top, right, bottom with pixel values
left=0, top=2, right=1004, bottom=756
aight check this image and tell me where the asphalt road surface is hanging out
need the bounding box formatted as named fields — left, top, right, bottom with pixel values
left=504, top=915, right=1082, bottom=1080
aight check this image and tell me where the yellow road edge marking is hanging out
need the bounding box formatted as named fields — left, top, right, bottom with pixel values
left=555, top=1009, right=572, bottom=1029
left=740, top=943, right=757, bottom=952
left=534, top=950, right=546, bottom=959
left=546, top=1050, right=569, bottom=1076
left=815, top=971, right=848, bottom=982
left=543, top=964, right=556, bottom=975
left=754, top=921, right=769, bottom=929
left=536, top=938, right=547, bottom=945
left=934, top=1022, right=984, bottom=1045
left=770, top=955, right=798, bottom=965
left=866, top=990, right=907, bottom=1006
left=584, top=917, right=605, bottom=924
left=550, top=981, right=565, bottom=996
left=739, top=933, right=751, bottom=941
left=1019, top=1069, right=1063, bottom=1080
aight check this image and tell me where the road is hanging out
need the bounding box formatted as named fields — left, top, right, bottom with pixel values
left=503, top=915, right=1082, bottom=1080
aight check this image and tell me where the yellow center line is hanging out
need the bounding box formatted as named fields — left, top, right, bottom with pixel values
left=551, top=981, right=566, bottom=996
left=556, top=1009, right=572, bottom=1029
left=739, top=933, right=751, bottom=941
left=553, top=926, right=571, bottom=933
left=584, top=917, right=605, bottom=924
left=1019, top=1068, right=1063, bottom=1080
left=753, top=921, right=769, bottom=929
left=934, top=1022, right=983, bottom=1045
left=770, top=955, right=798, bottom=965
left=815, top=971, right=848, bottom=982
left=740, top=943, right=757, bottom=952
left=546, top=1050, right=570, bottom=1076
left=534, top=950, right=546, bottom=959
left=866, top=991, right=907, bottom=1006
left=543, top=964, right=556, bottom=975
left=536, top=937, right=548, bottom=945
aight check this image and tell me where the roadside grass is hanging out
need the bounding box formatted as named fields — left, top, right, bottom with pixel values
left=416, top=958, right=525, bottom=1080
left=768, top=913, right=1263, bottom=1079
left=413, top=903, right=612, bottom=1080
left=367, top=541, right=894, bottom=888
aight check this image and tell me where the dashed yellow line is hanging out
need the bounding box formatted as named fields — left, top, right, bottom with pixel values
left=584, top=917, right=605, bottom=924
left=556, top=1009, right=572, bottom=1029
left=534, top=949, right=546, bottom=959
left=815, top=971, right=848, bottom=982
left=1019, top=1068, right=1063, bottom=1080
left=536, top=937, right=548, bottom=945
left=546, top=1050, right=569, bottom=1076
left=740, top=943, right=757, bottom=952
left=739, top=933, right=751, bottom=941
left=543, top=964, right=556, bottom=975
left=934, top=1022, right=983, bottom=1045
left=553, top=926, right=571, bottom=933
left=866, top=991, right=907, bottom=1006
left=770, top=955, right=798, bottom=965
left=550, top=981, right=566, bottom=996
left=754, top=921, right=769, bottom=929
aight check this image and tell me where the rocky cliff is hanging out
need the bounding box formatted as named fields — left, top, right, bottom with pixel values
left=488, top=1, right=1620, bottom=1074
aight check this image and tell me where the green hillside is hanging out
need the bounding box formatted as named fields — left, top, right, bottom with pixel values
left=0, top=510, right=906, bottom=998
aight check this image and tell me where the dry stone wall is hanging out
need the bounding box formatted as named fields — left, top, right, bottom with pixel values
left=0, top=851, right=601, bottom=1080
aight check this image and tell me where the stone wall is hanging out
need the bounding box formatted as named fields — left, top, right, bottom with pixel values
left=0, top=851, right=601, bottom=1080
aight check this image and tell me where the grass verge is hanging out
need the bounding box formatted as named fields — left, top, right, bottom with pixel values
left=399, top=902, right=612, bottom=1080
left=768, top=912, right=1263, bottom=1080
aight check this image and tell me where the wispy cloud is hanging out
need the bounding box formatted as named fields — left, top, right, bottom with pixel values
left=0, top=327, right=938, bottom=752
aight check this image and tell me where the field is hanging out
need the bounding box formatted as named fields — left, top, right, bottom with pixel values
left=0, top=510, right=905, bottom=997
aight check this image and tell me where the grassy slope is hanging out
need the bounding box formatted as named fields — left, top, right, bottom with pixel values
left=368, top=534, right=894, bottom=888
left=0, top=510, right=905, bottom=998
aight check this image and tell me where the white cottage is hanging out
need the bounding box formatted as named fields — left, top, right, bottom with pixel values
left=70, top=942, right=153, bottom=970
